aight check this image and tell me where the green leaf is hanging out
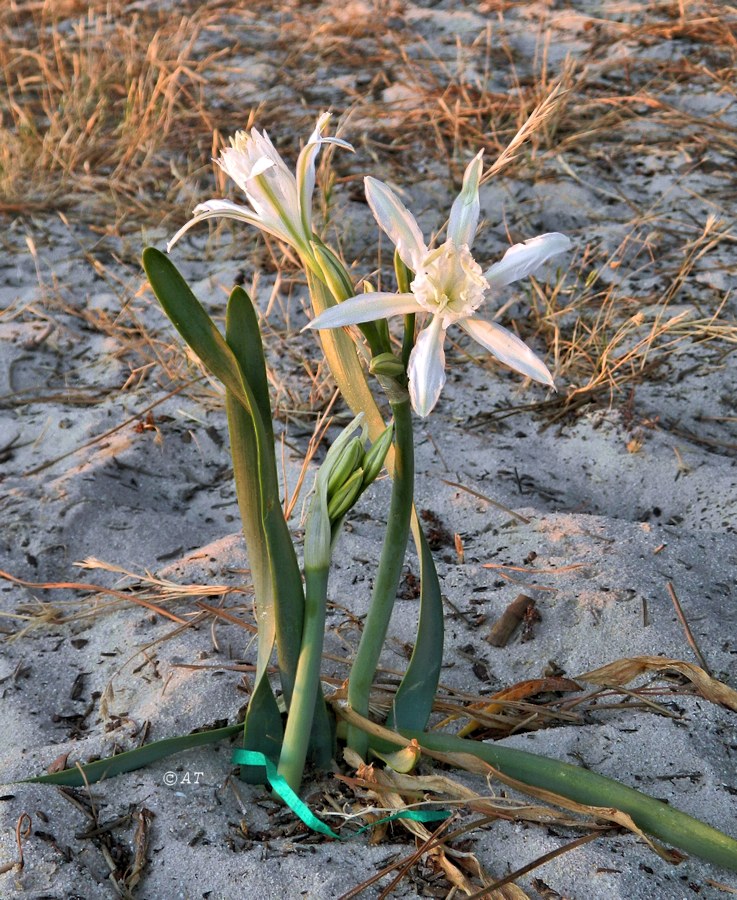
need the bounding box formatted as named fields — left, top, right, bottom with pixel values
left=223, top=286, right=304, bottom=781
left=239, top=675, right=284, bottom=784
left=225, top=287, right=305, bottom=706
left=143, top=251, right=305, bottom=707
left=344, top=707, right=737, bottom=875
left=142, top=248, right=257, bottom=419
left=224, top=288, right=277, bottom=680
left=225, top=389, right=274, bottom=680
left=22, top=724, right=243, bottom=787
left=308, top=695, right=335, bottom=769
left=225, top=285, right=274, bottom=449
left=389, top=523, right=443, bottom=732
left=226, top=386, right=282, bottom=786
left=410, top=729, right=737, bottom=874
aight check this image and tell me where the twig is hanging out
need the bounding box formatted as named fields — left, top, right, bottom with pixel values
left=466, top=830, right=605, bottom=898
left=666, top=582, right=711, bottom=674
left=0, top=813, right=32, bottom=875
left=486, top=595, right=535, bottom=647
left=441, top=478, right=530, bottom=524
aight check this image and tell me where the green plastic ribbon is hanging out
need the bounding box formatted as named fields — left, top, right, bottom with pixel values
left=232, top=749, right=449, bottom=840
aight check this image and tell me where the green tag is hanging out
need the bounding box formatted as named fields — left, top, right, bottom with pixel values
left=232, top=749, right=450, bottom=840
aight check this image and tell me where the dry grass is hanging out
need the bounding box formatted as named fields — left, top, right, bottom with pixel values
left=519, top=217, right=737, bottom=423
left=290, top=0, right=736, bottom=421
left=0, top=1, right=240, bottom=227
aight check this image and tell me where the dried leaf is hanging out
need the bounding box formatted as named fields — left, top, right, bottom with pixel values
left=372, top=739, right=422, bottom=773
left=427, top=845, right=479, bottom=896
left=459, top=677, right=582, bottom=737
left=46, top=753, right=70, bottom=774
left=579, top=656, right=737, bottom=712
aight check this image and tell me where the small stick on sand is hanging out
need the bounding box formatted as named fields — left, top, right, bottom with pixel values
left=666, top=582, right=711, bottom=675
left=486, top=594, right=536, bottom=647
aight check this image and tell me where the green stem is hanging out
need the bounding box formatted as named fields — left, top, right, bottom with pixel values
left=347, top=398, right=414, bottom=756
left=401, top=313, right=415, bottom=372
left=277, top=565, right=330, bottom=792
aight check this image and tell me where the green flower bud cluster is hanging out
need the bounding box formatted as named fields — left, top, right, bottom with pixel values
left=369, top=352, right=405, bottom=379
left=326, top=423, right=393, bottom=523
left=311, top=241, right=354, bottom=302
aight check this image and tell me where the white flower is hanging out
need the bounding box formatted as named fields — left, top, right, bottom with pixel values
left=167, top=113, right=353, bottom=257
left=307, top=151, right=571, bottom=416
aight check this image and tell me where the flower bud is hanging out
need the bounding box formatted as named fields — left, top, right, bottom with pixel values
left=311, top=241, right=355, bottom=302
left=326, top=437, right=364, bottom=497
left=327, top=468, right=365, bottom=522
left=369, top=352, right=405, bottom=379
left=361, top=423, right=393, bottom=488
left=304, top=414, right=365, bottom=571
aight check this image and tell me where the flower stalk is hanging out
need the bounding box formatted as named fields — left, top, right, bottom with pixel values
left=347, top=398, right=415, bottom=757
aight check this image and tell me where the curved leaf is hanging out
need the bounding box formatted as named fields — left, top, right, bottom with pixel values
left=22, top=724, right=243, bottom=788
left=389, top=523, right=443, bottom=731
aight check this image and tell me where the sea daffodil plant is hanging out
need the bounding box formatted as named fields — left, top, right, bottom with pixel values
left=24, top=111, right=737, bottom=876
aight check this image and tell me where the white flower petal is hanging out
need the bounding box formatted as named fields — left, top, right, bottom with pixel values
left=485, top=232, right=571, bottom=287
left=296, top=114, right=352, bottom=238
left=308, top=112, right=332, bottom=145
left=459, top=316, right=554, bottom=388
left=364, top=177, right=427, bottom=271
left=408, top=315, right=447, bottom=417
left=166, top=198, right=303, bottom=253
left=296, top=140, right=321, bottom=237
left=321, top=136, right=354, bottom=151
left=306, top=292, right=419, bottom=330
left=166, top=200, right=265, bottom=252
left=217, top=146, right=254, bottom=195
left=447, top=149, right=483, bottom=247
left=223, top=129, right=301, bottom=245
left=249, top=156, right=276, bottom=179
left=251, top=130, right=284, bottom=171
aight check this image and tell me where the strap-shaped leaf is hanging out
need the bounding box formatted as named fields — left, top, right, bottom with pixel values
left=226, top=286, right=304, bottom=706
left=224, top=289, right=276, bottom=680
left=410, top=729, right=737, bottom=874
left=225, top=387, right=274, bottom=680
left=226, top=386, right=282, bottom=783
left=238, top=673, right=284, bottom=783
left=389, top=523, right=443, bottom=731
left=338, top=706, right=737, bottom=874
left=143, top=248, right=258, bottom=420
left=226, top=286, right=274, bottom=449
left=143, top=251, right=304, bottom=706
left=22, top=724, right=242, bottom=787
